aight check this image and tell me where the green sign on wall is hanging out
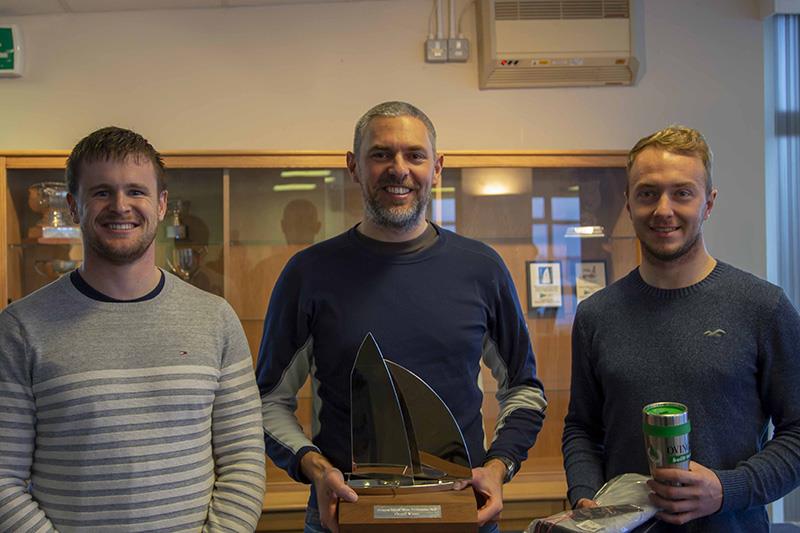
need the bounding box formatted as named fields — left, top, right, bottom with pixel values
left=0, top=25, right=22, bottom=77
left=0, top=27, right=15, bottom=71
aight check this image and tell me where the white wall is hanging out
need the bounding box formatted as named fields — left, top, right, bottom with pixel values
left=0, top=0, right=767, bottom=275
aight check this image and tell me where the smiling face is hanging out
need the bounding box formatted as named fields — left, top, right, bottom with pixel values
left=68, top=156, right=167, bottom=267
left=347, top=115, right=442, bottom=239
left=626, top=147, right=716, bottom=264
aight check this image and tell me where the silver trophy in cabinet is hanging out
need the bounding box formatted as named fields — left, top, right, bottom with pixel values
left=164, top=199, right=205, bottom=281
left=27, top=181, right=81, bottom=240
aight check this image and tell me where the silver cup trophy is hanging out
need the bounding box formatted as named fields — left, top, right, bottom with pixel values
left=27, top=182, right=81, bottom=240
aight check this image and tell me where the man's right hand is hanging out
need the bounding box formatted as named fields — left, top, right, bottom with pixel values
left=576, top=498, right=599, bottom=509
left=300, top=452, right=358, bottom=533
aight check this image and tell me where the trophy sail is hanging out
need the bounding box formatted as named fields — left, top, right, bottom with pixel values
left=386, top=361, right=473, bottom=480
left=350, top=333, right=415, bottom=481
left=341, top=334, right=478, bottom=532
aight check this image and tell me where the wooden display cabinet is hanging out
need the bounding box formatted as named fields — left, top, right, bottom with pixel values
left=1, top=151, right=637, bottom=532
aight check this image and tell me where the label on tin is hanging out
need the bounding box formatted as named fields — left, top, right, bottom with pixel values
left=373, top=505, right=442, bottom=520
left=648, top=442, right=690, bottom=466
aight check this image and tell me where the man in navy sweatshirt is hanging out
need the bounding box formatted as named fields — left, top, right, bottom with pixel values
left=258, top=101, right=547, bottom=533
left=562, top=125, right=800, bottom=532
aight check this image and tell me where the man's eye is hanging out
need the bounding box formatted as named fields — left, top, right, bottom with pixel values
left=370, top=152, right=389, bottom=160
left=637, top=190, right=654, bottom=199
left=129, top=190, right=145, bottom=196
left=409, top=152, right=427, bottom=161
left=676, top=190, right=692, bottom=198
left=94, top=191, right=109, bottom=198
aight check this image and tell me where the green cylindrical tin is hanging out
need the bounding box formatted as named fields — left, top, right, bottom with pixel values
left=642, top=402, right=691, bottom=473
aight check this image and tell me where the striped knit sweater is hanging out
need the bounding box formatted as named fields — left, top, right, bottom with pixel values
left=0, top=273, right=266, bottom=532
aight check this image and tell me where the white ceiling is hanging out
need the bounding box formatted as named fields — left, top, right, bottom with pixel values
left=0, top=0, right=383, bottom=16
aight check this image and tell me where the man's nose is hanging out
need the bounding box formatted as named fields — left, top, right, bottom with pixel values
left=111, top=191, right=131, bottom=212
left=388, top=153, right=409, bottom=177
left=653, top=193, right=673, bottom=216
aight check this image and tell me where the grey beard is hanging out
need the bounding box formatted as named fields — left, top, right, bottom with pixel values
left=363, top=194, right=428, bottom=232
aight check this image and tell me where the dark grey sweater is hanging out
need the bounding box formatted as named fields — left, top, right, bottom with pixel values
left=562, top=262, right=800, bottom=532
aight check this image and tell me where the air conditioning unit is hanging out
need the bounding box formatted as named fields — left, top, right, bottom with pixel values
left=476, top=0, right=639, bottom=89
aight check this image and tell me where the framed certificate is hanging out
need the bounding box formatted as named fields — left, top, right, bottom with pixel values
left=526, top=261, right=563, bottom=309
left=574, top=261, right=607, bottom=303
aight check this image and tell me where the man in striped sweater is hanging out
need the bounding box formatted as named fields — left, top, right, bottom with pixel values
left=0, top=127, right=266, bottom=532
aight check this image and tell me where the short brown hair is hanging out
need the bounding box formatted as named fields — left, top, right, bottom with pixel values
left=65, top=126, right=166, bottom=195
left=627, top=125, right=713, bottom=194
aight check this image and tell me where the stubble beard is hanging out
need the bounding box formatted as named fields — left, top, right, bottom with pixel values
left=362, top=185, right=430, bottom=232
left=641, top=225, right=703, bottom=264
left=85, top=223, right=157, bottom=265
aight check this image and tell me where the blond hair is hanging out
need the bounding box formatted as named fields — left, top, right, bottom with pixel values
left=627, top=125, right=713, bottom=194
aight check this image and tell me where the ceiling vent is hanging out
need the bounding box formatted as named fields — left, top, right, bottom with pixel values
left=476, top=0, right=639, bottom=88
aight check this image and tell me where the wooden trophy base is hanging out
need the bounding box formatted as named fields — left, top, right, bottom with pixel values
left=339, top=486, right=478, bottom=533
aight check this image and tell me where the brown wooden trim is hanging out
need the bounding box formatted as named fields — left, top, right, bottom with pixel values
left=3, top=151, right=628, bottom=170
left=442, top=153, right=627, bottom=167
left=6, top=157, right=69, bottom=169
left=222, top=169, right=231, bottom=299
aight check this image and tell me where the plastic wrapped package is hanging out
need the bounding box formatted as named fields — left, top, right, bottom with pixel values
left=527, top=473, right=658, bottom=532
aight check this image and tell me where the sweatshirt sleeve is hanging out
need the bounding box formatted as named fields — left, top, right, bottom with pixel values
left=204, top=304, right=266, bottom=532
left=714, top=292, right=800, bottom=513
left=562, top=305, right=607, bottom=507
left=256, top=257, right=320, bottom=483
left=0, top=310, right=59, bottom=533
left=482, top=261, right=547, bottom=474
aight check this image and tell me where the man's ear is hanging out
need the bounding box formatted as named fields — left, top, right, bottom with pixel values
left=624, top=189, right=632, bottom=219
left=346, top=151, right=359, bottom=184
left=157, top=189, right=168, bottom=222
left=433, top=154, right=444, bottom=187
left=67, top=193, right=80, bottom=224
left=704, top=189, right=718, bottom=221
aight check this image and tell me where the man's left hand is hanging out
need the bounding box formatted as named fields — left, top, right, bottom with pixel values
left=454, top=460, right=505, bottom=526
left=647, top=461, right=723, bottom=525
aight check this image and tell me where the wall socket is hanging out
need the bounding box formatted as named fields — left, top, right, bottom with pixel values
left=425, top=38, right=448, bottom=63
left=448, top=38, right=469, bottom=62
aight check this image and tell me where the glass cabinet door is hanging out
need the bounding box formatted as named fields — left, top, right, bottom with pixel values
left=2, top=153, right=637, bottom=478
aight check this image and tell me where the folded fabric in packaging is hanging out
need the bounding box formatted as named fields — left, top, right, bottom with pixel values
left=527, top=473, right=658, bottom=533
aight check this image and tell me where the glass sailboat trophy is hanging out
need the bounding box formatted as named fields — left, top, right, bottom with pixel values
left=347, top=333, right=473, bottom=492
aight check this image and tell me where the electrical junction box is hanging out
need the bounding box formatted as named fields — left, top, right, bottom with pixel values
left=0, top=25, right=23, bottom=78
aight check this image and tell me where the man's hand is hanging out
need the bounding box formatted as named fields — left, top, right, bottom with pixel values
left=300, top=452, right=358, bottom=533
left=454, top=459, right=505, bottom=526
left=576, top=498, right=599, bottom=509
left=647, top=461, right=723, bottom=525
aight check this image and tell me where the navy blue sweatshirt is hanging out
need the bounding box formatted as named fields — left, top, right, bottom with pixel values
left=563, top=262, right=800, bottom=532
left=257, top=224, right=546, bottom=496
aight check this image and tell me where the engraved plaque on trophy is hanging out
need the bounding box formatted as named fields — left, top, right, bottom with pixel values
left=27, top=182, right=81, bottom=240
left=338, top=333, right=477, bottom=533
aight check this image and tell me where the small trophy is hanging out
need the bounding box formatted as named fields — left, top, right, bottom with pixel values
left=339, top=333, right=477, bottom=532
left=165, top=199, right=188, bottom=240
left=166, top=246, right=205, bottom=282
left=27, top=182, right=81, bottom=240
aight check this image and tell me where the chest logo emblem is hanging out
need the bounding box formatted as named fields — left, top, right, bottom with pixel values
left=703, top=329, right=726, bottom=337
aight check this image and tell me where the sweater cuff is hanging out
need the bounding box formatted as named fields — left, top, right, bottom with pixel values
left=291, top=445, right=322, bottom=484
left=714, top=468, right=750, bottom=513
left=568, top=486, right=598, bottom=508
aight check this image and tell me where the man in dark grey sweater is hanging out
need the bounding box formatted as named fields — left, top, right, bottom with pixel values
left=562, top=125, right=800, bottom=532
